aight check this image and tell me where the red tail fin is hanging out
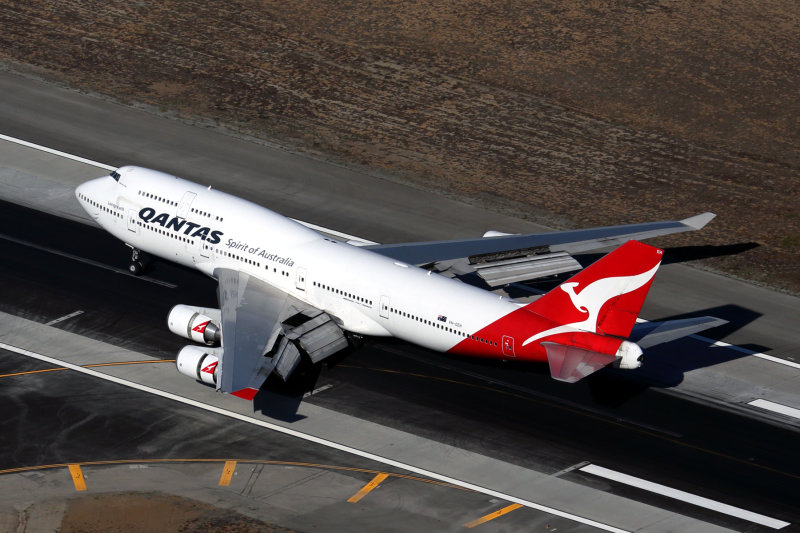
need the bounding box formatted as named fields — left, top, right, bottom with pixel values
left=525, top=240, right=662, bottom=338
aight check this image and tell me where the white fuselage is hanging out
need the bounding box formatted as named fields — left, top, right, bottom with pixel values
left=76, top=167, right=527, bottom=357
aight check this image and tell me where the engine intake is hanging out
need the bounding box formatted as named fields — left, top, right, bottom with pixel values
left=168, top=304, right=221, bottom=346
left=176, top=345, right=222, bottom=385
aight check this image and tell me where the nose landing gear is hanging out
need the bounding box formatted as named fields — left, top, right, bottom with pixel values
left=128, top=247, right=149, bottom=276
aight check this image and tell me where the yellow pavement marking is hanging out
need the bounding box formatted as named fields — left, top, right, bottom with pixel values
left=0, top=360, right=175, bottom=379
left=219, top=460, right=237, bottom=486
left=67, top=464, right=87, bottom=491
left=464, top=503, right=524, bottom=528
left=0, top=459, right=468, bottom=490
left=0, top=367, right=66, bottom=379
left=347, top=472, right=389, bottom=503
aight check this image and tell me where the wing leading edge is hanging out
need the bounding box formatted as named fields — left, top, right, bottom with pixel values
left=364, top=213, right=715, bottom=265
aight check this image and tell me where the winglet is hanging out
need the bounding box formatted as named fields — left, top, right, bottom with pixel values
left=681, top=212, right=715, bottom=230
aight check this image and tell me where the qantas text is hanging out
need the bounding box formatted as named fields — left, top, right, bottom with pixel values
left=138, top=207, right=223, bottom=244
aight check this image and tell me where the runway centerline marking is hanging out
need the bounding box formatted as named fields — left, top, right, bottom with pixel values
left=552, top=461, right=591, bottom=478
left=0, top=232, right=176, bottom=288
left=302, top=384, right=333, bottom=398
left=45, top=310, right=84, bottom=326
left=748, top=399, right=800, bottom=420
left=580, top=464, right=790, bottom=529
left=464, top=503, right=524, bottom=528
left=0, top=133, right=116, bottom=170
left=219, top=460, right=237, bottom=486
left=67, top=464, right=87, bottom=491
left=347, top=473, right=389, bottom=503
left=0, top=341, right=629, bottom=533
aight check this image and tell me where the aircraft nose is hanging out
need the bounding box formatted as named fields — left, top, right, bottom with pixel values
left=76, top=177, right=101, bottom=203
left=75, top=174, right=115, bottom=212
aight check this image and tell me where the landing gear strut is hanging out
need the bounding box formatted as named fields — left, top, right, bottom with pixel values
left=128, top=247, right=148, bottom=276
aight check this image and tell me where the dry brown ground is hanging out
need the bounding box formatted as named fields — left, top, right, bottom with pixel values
left=0, top=0, right=798, bottom=291
left=60, top=492, right=298, bottom=533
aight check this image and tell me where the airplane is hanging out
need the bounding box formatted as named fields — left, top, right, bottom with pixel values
left=75, top=166, right=724, bottom=399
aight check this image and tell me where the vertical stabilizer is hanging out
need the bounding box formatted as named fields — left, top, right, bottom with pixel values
left=525, top=240, right=663, bottom=339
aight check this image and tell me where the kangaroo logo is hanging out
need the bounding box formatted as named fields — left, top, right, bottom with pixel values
left=522, top=264, right=660, bottom=346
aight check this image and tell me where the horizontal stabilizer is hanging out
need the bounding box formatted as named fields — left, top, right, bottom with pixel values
left=542, top=342, right=618, bottom=383
left=631, top=317, right=728, bottom=349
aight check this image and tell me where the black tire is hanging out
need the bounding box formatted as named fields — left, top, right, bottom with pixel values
left=129, top=261, right=143, bottom=275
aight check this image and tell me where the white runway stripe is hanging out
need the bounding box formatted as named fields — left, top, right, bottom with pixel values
left=580, top=464, right=790, bottom=529
left=748, top=399, right=800, bottom=420
left=0, top=133, right=116, bottom=171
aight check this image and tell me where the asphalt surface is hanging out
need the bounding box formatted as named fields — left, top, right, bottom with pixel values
left=0, top=69, right=797, bottom=364
left=1, top=69, right=799, bottom=532
left=1, top=199, right=798, bottom=532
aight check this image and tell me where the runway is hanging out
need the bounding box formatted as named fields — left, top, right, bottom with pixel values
left=2, top=191, right=798, bottom=532
left=1, top=70, right=799, bottom=532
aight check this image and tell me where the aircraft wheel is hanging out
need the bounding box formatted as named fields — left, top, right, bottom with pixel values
left=129, top=261, right=144, bottom=275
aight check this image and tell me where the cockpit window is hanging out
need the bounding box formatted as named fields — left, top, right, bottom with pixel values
left=111, top=170, right=121, bottom=182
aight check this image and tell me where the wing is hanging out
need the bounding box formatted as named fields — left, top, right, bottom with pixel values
left=215, top=268, right=309, bottom=398
left=363, top=213, right=715, bottom=265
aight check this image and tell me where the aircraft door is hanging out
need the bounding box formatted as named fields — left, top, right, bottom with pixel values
left=296, top=267, right=307, bottom=291
left=379, top=296, right=390, bottom=319
left=127, top=209, right=138, bottom=233
left=502, top=335, right=516, bottom=357
left=177, top=191, right=196, bottom=219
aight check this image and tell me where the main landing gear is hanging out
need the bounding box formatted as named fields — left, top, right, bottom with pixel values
left=128, top=247, right=149, bottom=276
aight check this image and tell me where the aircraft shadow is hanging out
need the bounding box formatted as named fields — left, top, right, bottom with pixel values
left=493, top=243, right=761, bottom=299
left=572, top=242, right=759, bottom=268
left=254, top=364, right=324, bottom=422
left=589, top=304, right=766, bottom=405
left=660, top=242, right=760, bottom=265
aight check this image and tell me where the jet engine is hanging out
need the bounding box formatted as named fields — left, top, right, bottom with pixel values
left=176, top=345, right=222, bottom=385
left=614, top=340, right=644, bottom=370
left=167, top=304, right=221, bottom=346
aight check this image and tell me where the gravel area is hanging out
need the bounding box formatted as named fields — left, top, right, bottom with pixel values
left=0, top=0, right=797, bottom=291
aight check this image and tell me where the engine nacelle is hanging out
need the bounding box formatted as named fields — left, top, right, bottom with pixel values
left=614, top=340, right=644, bottom=370
left=176, top=345, right=222, bottom=386
left=167, top=304, right=221, bottom=346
